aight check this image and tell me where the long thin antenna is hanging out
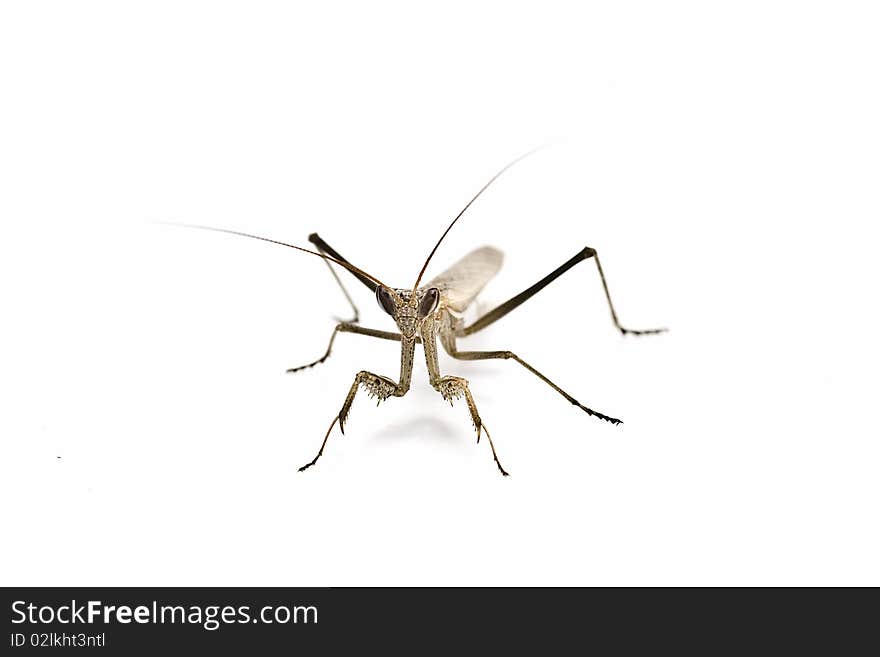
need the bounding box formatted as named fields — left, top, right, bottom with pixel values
left=160, top=222, right=398, bottom=297
left=411, top=147, right=543, bottom=294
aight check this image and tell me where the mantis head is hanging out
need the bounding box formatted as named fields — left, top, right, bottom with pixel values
left=372, top=149, right=538, bottom=340
left=375, top=286, right=440, bottom=340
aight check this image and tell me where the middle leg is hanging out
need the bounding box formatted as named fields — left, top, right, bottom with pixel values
left=443, top=339, right=622, bottom=425
left=287, top=323, right=416, bottom=373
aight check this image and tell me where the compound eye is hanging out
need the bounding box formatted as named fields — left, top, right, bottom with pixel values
left=376, top=286, right=397, bottom=315
left=418, top=287, right=440, bottom=318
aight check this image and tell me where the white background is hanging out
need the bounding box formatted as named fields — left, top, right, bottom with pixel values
left=2, top=2, right=878, bottom=586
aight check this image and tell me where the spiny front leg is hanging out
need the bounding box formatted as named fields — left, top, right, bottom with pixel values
left=339, top=370, right=398, bottom=434
left=435, top=376, right=509, bottom=477
left=297, top=415, right=339, bottom=472
left=298, top=370, right=398, bottom=472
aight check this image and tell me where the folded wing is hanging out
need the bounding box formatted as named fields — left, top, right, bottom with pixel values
left=427, top=246, right=504, bottom=313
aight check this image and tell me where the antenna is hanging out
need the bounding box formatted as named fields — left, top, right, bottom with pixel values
left=411, top=147, right=542, bottom=295
left=160, top=222, right=399, bottom=299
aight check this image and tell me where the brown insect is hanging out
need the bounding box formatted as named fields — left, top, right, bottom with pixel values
left=172, top=151, right=665, bottom=475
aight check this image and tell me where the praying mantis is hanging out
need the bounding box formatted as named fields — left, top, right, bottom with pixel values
left=173, top=151, right=665, bottom=475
